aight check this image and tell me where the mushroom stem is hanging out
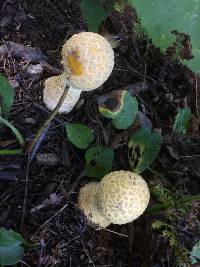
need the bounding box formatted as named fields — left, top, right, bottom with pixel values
left=27, top=85, right=70, bottom=156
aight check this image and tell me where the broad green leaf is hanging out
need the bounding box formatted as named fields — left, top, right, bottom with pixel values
left=84, top=146, right=114, bottom=177
left=80, top=0, right=107, bottom=32
left=173, top=108, right=193, bottom=134
left=0, top=116, right=25, bottom=148
left=66, top=123, right=94, bottom=149
left=99, top=90, right=138, bottom=129
left=130, top=0, right=200, bottom=73
left=0, top=75, right=14, bottom=118
left=0, top=228, right=24, bottom=265
left=128, top=128, right=162, bottom=173
left=190, top=240, right=200, bottom=264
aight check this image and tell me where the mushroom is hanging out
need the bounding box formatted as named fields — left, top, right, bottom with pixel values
left=43, top=32, right=114, bottom=113
left=78, top=170, right=150, bottom=228
left=43, top=73, right=81, bottom=113
left=62, top=32, right=114, bottom=91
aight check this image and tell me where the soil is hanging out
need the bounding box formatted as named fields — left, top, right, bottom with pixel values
left=0, top=1, right=200, bottom=266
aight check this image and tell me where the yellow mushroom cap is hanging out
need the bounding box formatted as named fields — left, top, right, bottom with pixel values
left=61, top=32, right=114, bottom=91
left=78, top=171, right=150, bottom=228
left=43, top=73, right=81, bottom=113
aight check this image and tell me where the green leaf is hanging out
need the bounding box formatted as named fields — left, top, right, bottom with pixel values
left=66, top=123, right=94, bottom=149
left=0, top=75, right=14, bottom=118
left=130, top=0, right=200, bottom=73
left=99, top=90, right=138, bottom=129
left=80, top=0, right=107, bottom=32
left=173, top=108, right=193, bottom=135
left=190, top=240, right=200, bottom=264
left=128, top=128, right=162, bottom=173
left=0, top=228, right=24, bottom=265
left=84, top=146, right=114, bottom=177
left=0, top=116, right=25, bottom=148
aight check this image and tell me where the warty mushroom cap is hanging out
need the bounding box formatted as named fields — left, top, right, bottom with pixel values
left=61, top=32, right=114, bottom=91
left=43, top=73, right=81, bottom=113
left=78, top=170, right=150, bottom=228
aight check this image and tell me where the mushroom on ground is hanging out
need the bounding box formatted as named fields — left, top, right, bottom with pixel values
left=43, top=73, right=81, bottom=113
left=61, top=31, right=114, bottom=91
left=43, top=32, right=114, bottom=113
left=78, top=170, right=150, bottom=228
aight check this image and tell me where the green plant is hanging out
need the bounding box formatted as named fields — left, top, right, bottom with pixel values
left=0, top=228, right=25, bottom=266
left=190, top=240, right=200, bottom=264
left=84, top=146, right=114, bottom=177
left=130, top=0, right=200, bottom=73
left=98, top=89, right=161, bottom=172
left=80, top=0, right=116, bottom=32
left=66, top=123, right=94, bottom=149
left=150, top=183, right=200, bottom=265
left=0, top=75, right=14, bottom=119
left=152, top=220, right=190, bottom=265
left=128, top=128, right=162, bottom=173
left=0, top=75, right=25, bottom=155
left=149, top=183, right=200, bottom=214
left=65, top=122, right=113, bottom=177
left=99, top=90, right=138, bottom=130
left=80, top=0, right=107, bottom=32
left=173, top=107, right=193, bottom=135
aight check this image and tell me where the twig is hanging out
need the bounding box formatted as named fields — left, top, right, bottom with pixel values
left=0, top=171, right=17, bottom=181
left=20, top=156, right=31, bottom=232
left=194, top=74, right=200, bottom=118
left=29, top=124, right=51, bottom=161
left=33, top=203, right=69, bottom=236
left=95, top=228, right=128, bottom=238
left=68, top=171, right=86, bottom=194
left=27, top=85, right=69, bottom=155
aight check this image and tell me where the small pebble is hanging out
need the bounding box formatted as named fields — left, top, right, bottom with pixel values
left=26, top=64, right=43, bottom=76
left=36, top=153, right=59, bottom=166
left=8, top=79, right=19, bottom=88
left=24, top=117, right=36, bottom=124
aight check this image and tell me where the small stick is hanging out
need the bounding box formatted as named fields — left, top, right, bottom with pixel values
left=33, top=203, right=69, bottom=236
left=27, top=85, right=69, bottom=155
left=96, top=228, right=128, bottom=238
left=20, top=156, right=30, bottom=232
left=194, top=74, right=200, bottom=118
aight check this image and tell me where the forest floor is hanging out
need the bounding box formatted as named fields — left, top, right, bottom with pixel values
left=1, top=0, right=200, bottom=266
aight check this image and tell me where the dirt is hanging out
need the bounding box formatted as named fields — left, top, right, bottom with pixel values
left=0, top=1, right=200, bottom=266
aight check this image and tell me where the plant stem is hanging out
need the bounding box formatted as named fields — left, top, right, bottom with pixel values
left=0, top=149, right=23, bottom=155
left=0, top=116, right=25, bottom=147
left=27, top=85, right=69, bottom=155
